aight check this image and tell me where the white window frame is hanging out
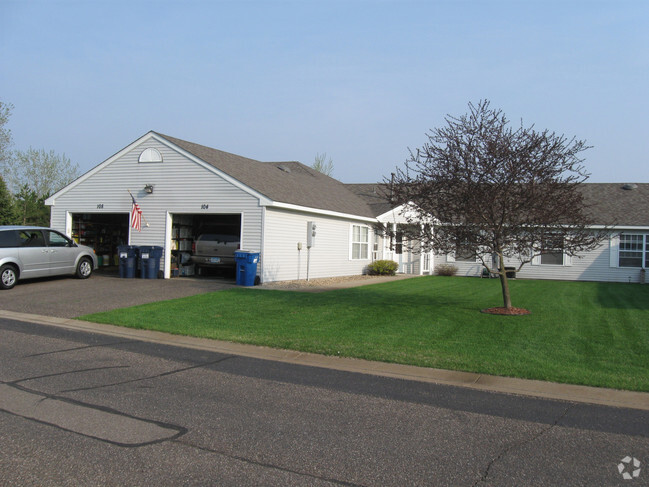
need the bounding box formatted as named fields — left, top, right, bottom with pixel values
left=138, top=147, right=163, bottom=163
left=422, top=252, right=432, bottom=273
left=350, top=224, right=370, bottom=260
left=618, top=233, right=648, bottom=268
left=532, top=235, right=572, bottom=266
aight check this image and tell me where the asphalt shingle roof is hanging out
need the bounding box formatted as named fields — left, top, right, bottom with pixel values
left=153, top=133, right=649, bottom=226
left=156, top=133, right=375, bottom=218
left=579, top=183, right=649, bottom=226
left=347, top=181, right=649, bottom=226
left=344, top=184, right=394, bottom=217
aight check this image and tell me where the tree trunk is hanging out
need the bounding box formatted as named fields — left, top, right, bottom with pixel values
left=498, top=253, right=512, bottom=309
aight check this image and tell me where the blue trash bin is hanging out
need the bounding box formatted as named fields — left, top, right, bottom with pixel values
left=234, top=251, right=259, bottom=286
left=118, top=245, right=139, bottom=278
left=139, top=246, right=164, bottom=279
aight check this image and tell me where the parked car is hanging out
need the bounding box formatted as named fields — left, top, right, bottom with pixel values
left=0, top=226, right=98, bottom=290
left=191, top=230, right=240, bottom=271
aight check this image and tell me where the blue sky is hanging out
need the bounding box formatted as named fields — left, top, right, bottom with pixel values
left=1, top=0, right=647, bottom=183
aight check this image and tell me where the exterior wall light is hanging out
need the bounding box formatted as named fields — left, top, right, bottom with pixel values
left=144, top=184, right=154, bottom=194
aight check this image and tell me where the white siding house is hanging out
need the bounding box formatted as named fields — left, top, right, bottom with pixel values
left=46, top=132, right=377, bottom=282
left=45, top=133, right=647, bottom=285
left=432, top=234, right=648, bottom=284
left=347, top=183, right=649, bottom=284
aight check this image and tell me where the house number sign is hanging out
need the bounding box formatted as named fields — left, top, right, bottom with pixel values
left=97, top=204, right=104, bottom=209
left=201, top=204, right=209, bottom=209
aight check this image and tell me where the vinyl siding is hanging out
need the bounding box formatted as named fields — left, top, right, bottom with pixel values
left=434, top=255, right=484, bottom=277
left=49, top=138, right=263, bottom=275
left=433, top=233, right=647, bottom=283
left=263, top=207, right=371, bottom=282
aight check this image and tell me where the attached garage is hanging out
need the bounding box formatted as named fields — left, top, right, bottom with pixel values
left=45, top=131, right=378, bottom=283
left=170, top=213, right=241, bottom=278
left=71, top=213, right=129, bottom=268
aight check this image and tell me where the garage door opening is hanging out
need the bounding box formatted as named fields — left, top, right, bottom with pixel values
left=171, top=214, right=241, bottom=279
left=71, top=213, right=129, bottom=270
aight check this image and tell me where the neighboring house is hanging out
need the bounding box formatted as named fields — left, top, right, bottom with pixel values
left=45, top=132, right=376, bottom=282
left=347, top=183, right=649, bottom=284
left=45, top=132, right=648, bottom=284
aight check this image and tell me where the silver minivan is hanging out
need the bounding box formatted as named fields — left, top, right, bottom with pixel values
left=0, top=226, right=98, bottom=290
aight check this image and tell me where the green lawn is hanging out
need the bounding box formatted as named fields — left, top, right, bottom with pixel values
left=80, top=277, right=649, bottom=392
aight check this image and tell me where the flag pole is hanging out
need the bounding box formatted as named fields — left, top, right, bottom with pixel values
left=127, top=189, right=151, bottom=227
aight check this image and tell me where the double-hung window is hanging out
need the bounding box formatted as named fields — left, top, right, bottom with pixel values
left=351, top=225, right=369, bottom=260
left=619, top=234, right=647, bottom=268
left=540, top=234, right=564, bottom=265
left=455, top=246, right=476, bottom=262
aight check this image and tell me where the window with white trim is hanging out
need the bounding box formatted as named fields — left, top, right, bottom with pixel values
left=455, top=247, right=476, bottom=262
left=351, top=225, right=369, bottom=260
left=540, top=234, right=564, bottom=265
left=619, top=233, right=648, bottom=268
left=450, top=235, right=477, bottom=262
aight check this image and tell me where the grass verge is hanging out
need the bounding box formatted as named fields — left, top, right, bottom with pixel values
left=79, top=276, right=649, bottom=392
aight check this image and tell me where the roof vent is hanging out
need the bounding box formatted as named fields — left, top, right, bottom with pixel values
left=277, top=165, right=291, bottom=173
left=622, top=183, right=638, bottom=190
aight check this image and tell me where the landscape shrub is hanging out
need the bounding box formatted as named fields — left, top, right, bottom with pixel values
left=367, top=260, right=399, bottom=276
left=435, top=264, right=458, bottom=276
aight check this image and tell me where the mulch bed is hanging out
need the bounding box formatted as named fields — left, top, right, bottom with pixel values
left=481, top=307, right=531, bottom=316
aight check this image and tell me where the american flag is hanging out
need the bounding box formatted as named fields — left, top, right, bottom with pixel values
left=130, top=194, right=142, bottom=232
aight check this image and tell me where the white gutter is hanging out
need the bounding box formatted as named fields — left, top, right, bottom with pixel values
left=265, top=201, right=378, bottom=223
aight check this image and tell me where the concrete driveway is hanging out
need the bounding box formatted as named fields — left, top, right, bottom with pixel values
left=0, top=271, right=236, bottom=318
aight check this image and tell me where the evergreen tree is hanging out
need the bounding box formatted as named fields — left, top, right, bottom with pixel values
left=0, top=175, right=16, bottom=224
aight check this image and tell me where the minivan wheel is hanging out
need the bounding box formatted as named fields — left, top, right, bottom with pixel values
left=76, top=258, right=93, bottom=279
left=1, top=264, right=18, bottom=290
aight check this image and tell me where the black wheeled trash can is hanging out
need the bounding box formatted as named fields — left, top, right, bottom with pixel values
left=118, top=245, right=139, bottom=278
left=139, top=246, right=164, bottom=279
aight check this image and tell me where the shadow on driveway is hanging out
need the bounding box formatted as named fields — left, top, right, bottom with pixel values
left=0, top=273, right=236, bottom=319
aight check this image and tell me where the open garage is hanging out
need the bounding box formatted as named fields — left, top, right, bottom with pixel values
left=71, top=213, right=129, bottom=268
left=171, top=213, right=241, bottom=278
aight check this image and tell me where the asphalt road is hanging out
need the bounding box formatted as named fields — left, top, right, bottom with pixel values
left=1, top=317, right=647, bottom=486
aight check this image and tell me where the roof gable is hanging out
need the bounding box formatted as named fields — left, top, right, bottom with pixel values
left=47, top=132, right=375, bottom=219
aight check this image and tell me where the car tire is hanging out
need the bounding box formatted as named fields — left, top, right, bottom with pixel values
left=1, top=264, right=18, bottom=290
left=76, top=257, right=93, bottom=279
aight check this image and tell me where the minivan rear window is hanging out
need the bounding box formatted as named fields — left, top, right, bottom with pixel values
left=0, top=230, right=19, bottom=248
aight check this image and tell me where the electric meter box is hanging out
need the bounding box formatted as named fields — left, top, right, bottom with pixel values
left=307, top=221, right=316, bottom=248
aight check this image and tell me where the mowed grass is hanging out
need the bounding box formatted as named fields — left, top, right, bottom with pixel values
left=80, top=276, right=649, bottom=392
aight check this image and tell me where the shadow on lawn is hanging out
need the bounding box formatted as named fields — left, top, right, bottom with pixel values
left=255, top=277, right=510, bottom=314
left=256, top=287, right=459, bottom=309
left=325, top=285, right=472, bottom=310
left=595, top=282, right=649, bottom=310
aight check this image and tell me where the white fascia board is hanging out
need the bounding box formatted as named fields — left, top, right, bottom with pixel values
left=588, top=225, right=649, bottom=231
left=267, top=201, right=377, bottom=223
left=45, top=131, right=160, bottom=206
left=151, top=133, right=273, bottom=206
left=376, top=203, right=409, bottom=222
left=376, top=202, right=436, bottom=225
